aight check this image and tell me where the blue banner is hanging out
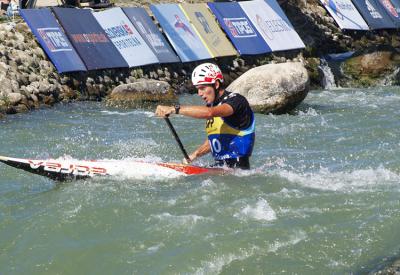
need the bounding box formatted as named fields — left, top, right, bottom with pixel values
left=20, top=8, right=86, bottom=73
left=150, top=4, right=212, bottom=62
left=239, top=0, right=305, bottom=51
left=319, top=0, right=369, bottom=30
left=207, top=2, right=271, bottom=55
left=93, top=8, right=159, bottom=67
left=352, top=0, right=396, bottom=29
left=377, top=0, right=400, bottom=27
left=52, top=8, right=128, bottom=70
left=123, top=7, right=180, bottom=63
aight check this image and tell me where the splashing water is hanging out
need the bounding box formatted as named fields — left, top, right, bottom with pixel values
left=1, top=88, right=400, bottom=274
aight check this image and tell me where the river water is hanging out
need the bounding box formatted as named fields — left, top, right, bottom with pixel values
left=1, top=87, right=400, bottom=274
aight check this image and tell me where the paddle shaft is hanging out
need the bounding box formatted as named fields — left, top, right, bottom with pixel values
left=164, top=117, right=191, bottom=162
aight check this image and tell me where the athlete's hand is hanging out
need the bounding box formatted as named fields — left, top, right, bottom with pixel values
left=182, top=153, right=196, bottom=164
left=155, top=105, right=174, bottom=117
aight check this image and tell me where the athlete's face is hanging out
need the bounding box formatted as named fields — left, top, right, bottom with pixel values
left=196, top=84, right=216, bottom=105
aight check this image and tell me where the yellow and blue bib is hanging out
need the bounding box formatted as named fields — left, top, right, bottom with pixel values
left=206, top=114, right=255, bottom=160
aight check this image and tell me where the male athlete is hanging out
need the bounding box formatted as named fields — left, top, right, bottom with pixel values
left=155, top=63, right=255, bottom=169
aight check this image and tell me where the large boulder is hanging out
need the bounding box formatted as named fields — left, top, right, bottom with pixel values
left=227, top=62, right=310, bottom=114
left=106, top=79, right=177, bottom=108
left=342, top=49, right=400, bottom=86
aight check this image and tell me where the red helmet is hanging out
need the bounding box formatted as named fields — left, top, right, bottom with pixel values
left=191, top=63, right=224, bottom=86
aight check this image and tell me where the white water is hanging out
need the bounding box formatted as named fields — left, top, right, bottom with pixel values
left=1, top=88, right=400, bottom=274
left=318, top=58, right=336, bottom=89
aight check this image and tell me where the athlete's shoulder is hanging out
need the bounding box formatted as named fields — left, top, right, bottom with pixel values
left=222, top=91, right=248, bottom=102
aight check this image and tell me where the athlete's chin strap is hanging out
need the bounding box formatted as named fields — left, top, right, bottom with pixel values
left=208, top=82, right=222, bottom=107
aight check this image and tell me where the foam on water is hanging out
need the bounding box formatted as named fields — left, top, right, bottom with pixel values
left=52, top=156, right=185, bottom=180
left=100, top=110, right=154, bottom=117
left=150, top=213, right=213, bottom=229
left=234, top=198, right=277, bottom=222
left=193, top=246, right=259, bottom=275
left=296, top=107, right=320, bottom=117
left=63, top=204, right=82, bottom=220
left=2, top=89, right=400, bottom=273
left=146, top=243, right=165, bottom=254
left=268, top=230, right=307, bottom=252
left=271, top=122, right=317, bottom=135
left=311, top=89, right=400, bottom=107
left=275, top=166, right=400, bottom=192
left=274, top=187, right=306, bottom=199
left=278, top=206, right=324, bottom=219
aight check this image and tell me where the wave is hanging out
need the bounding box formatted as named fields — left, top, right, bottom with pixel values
left=296, top=107, right=320, bottom=117
left=309, top=89, right=400, bottom=107
left=268, top=230, right=307, bottom=252
left=193, top=246, right=259, bottom=275
left=150, top=212, right=213, bottom=229
left=100, top=110, right=154, bottom=117
left=233, top=198, right=277, bottom=222
left=274, top=166, right=400, bottom=192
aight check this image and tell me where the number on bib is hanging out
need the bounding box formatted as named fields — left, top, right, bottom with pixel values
left=211, top=138, right=222, bottom=153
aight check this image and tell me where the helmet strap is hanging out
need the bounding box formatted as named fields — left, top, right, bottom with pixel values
left=213, top=84, right=219, bottom=104
left=212, top=81, right=222, bottom=105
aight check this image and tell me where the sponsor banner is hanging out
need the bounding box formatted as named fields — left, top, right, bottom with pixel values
left=52, top=7, right=128, bottom=70
left=207, top=2, right=271, bottom=55
left=319, top=0, right=370, bottom=29
left=376, top=0, right=400, bottom=26
left=239, top=0, right=305, bottom=51
left=352, top=0, right=396, bottom=28
left=19, top=8, right=86, bottom=73
left=150, top=3, right=212, bottom=62
left=93, top=8, right=158, bottom=67
left=180, top=3, right=237, bottom=57
left=122, top=7, right=180, bottom=63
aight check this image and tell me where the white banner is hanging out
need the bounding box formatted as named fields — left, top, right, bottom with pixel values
left=319, top=0, right=369, bottom=30
left=239, top=0, right=305, bottom=51
left=93, top=8, right=159, bottom=67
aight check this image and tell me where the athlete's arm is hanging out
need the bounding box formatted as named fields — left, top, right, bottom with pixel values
left=184, top=139, right=211, bottom=163
left=155, top=104, right=234, bottom=119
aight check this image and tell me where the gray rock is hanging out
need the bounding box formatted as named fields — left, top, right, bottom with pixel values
left=104, top=75, right=112, bottom=84
left=232, top=60, right=240, bottom=69
left=24, top=85, right=39, bottom=95
left=0, top=61, right=7, bottom=81
left=149, top=71, right=158, bottom=79
left=60, top=76, right=70, bottom=85
left=107, top=79, right=176, bottom=108
left=15, top=23, right=30, bottom=34
left=157, top=69, right=164, bottom=77
left=28, top=73, right=39, bottom=83
left=38, top=80, right=51, bottom=94
left=86, top=77, right=94, bottom=84
left=32, top=48, right=46, bottom=59
left=0, top=78, right=12, bottom=95
left=30, top=94, right=39, bottom=103
left=15, top=104, right=29, bottom=113
left=111, top=79, right=171, bottom=95
left=8, top=60, right=17, bottom=71
left=227, top=62, right=310, bottom=114
left=14, top=32, right=25, bottom=43
left=10, top=79, right=19, bottom=93
left=7, top=92, right=24, bottom=105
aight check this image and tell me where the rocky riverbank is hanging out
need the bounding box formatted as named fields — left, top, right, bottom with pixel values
left=0, top=0, right=399, bottom=118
